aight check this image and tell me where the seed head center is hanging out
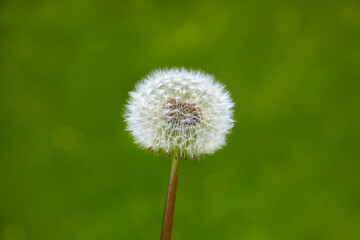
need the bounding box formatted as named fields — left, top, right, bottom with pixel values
left=163, top=98, right=202, bottom=126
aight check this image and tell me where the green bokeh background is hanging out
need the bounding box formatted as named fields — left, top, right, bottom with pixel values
left=1, top=0, right=360, bottom=239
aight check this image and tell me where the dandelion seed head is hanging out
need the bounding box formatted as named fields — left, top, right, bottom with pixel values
left=124, top=68, right=234, bottom=158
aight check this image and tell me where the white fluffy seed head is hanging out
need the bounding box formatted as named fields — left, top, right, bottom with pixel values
left=124, top=68, right=234, bottom=159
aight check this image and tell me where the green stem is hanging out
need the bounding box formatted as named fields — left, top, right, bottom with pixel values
left=161, top=155, right=180, bottom=240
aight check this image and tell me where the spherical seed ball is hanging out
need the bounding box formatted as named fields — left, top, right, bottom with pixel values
left=124, top=68, right=234, bottom=158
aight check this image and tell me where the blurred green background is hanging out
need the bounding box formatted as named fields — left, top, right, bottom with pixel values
left=1, top=0, right=360, bottom=239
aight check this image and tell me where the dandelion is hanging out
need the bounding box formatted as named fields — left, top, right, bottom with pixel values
left=124, top=68, right=234, bottom=240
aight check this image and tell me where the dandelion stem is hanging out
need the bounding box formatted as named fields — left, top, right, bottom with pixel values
left=161, top=155, right=180, bottom=240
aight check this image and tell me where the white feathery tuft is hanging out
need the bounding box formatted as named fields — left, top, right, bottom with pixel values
left=124, top=68, right=234, bottom=159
